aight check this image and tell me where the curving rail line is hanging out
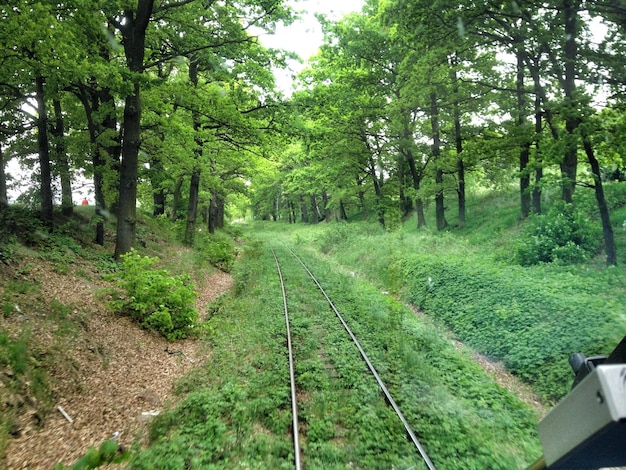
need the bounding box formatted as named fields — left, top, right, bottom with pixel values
left=272, top=247, right=437, bottom=470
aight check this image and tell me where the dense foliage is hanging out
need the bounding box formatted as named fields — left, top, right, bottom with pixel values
left=107, top=249, right=199, bottom=341
left=1, top=0, right=294, bottom=256
left=515, top=202, right=601, bottom=265
left=3, top=0, right=626, bottom=266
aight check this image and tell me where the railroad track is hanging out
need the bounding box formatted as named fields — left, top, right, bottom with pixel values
left=271, top=247, right=437, bottom=470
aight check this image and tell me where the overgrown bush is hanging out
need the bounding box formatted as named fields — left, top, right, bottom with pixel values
left=108, top=250, right=199, bottom=341
left=195, top=232, right=236, bottom=272
left=316, top=222, right=383, bottom=254
left=0, top=206, right=45, bottom=248
left=516, top=202, right=600, bottom=265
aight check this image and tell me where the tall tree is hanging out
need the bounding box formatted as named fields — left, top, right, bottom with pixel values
left=109, top=0, right=159, bottom=257
left=52, top=99, right=74, bottom=216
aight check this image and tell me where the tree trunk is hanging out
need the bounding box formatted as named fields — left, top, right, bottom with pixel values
left=560, top=0, right=579, bottom=203
left=183, top=169, right=200, bottom=246
left=150, top=156, right=166, bottom=216
left=403, top=122, right=426, bottom=230
left=115, top=83, right=141, bottom=257
left=516, top=50, right=531, bottom=219
left=216, top=194, right=225, bottom=229
left=356, top=176, right=368, bottom=220
left=533, top=168, right=543, bottom=214
left=170, top=176, right=184, bottom=221
left=322, top=191, right=331, bottom=222
left=290, top=201, right=296, bottom=224
left=451, top=60, right=466, bottom=227
left=208, top=196, right=218, bottom=234
left=358, top=190, right=368, bottom=220
left=184, top=59, right=203, bottom=246
left=435, top=169, right=447, bottom=230
left=153, top=187, right=166, bottom=216
left=431, top=92, right=447, bottom=231
left=398, top=154, right=414, bottom=220
left=0, top=144, right=8, bottom=209
left=361, top=131, right=386, bottom=227
left=416, top=198, right=426, bottom=228
left=114, top=0, right=154, bottom=258
left=35, top=75, right=54, bottom=230
left=368, top=157, right=385, bottom=227
left=300, top=195, right=309, bottom=223
left=339, top=199, right=348, bottom=221
left=311, top=195, right=321, bottom=224
left=99, top=87, right=121, bottom=217
left=52, top=99, right=74, bottom=216
left=532, top=91, right=543, bottom=214
left=582, top=135, right=617, bottom=265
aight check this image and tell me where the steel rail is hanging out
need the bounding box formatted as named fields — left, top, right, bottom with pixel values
left=289, top=249, right=437, bottom=470
left=271, top=249, right=302, bottom=470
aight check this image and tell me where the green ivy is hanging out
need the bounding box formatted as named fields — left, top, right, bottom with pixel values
left=194, top=232, right=236, bottom=272
left=399, top=255, right=614, bottom=401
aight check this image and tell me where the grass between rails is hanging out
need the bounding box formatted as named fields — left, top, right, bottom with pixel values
left=271, top=244, right=424, bottom=469
left=135, top=234, right=543, bottom=469
left=270, top=243, right=542, bottom=469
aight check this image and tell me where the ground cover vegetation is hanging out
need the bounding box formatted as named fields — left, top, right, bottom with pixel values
left=252, top=179, right=626, bottom=404
left=131, top=239, right=542, bottom=469
left=2, top=0, right=626, bottom=467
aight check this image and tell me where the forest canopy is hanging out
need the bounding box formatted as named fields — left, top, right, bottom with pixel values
left=1, top=0, right=625, bottom=264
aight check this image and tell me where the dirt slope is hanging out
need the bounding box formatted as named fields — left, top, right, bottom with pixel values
left=1, top=256, right=232, bottom=469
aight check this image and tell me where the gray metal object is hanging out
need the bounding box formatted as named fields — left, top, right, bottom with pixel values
left=538, top=364, right=626, bottom=469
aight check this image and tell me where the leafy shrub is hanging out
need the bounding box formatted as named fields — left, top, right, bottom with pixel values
left=108, top=250, right=199, bottom=341
left=195, top=232, right=235, bottom=272
left=516, top=202, right=600, bottom=265
left=317, top=222, right=357, bottom=254
left=0, top=206, right=46, bottom=247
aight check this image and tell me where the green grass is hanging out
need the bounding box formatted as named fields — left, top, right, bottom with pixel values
left=3, top=181, right=625, bottom=468
left=132, top=236, right=543, bottom=469
left=247, top=183, right=626, bottom=403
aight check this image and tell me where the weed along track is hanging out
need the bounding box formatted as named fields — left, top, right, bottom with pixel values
left=271, top=246, right=437, bottom=470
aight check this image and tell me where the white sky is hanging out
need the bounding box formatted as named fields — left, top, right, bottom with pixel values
left=262, top=0, right=365, bottom=59
left=259, top=0, right=365, bottom=93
